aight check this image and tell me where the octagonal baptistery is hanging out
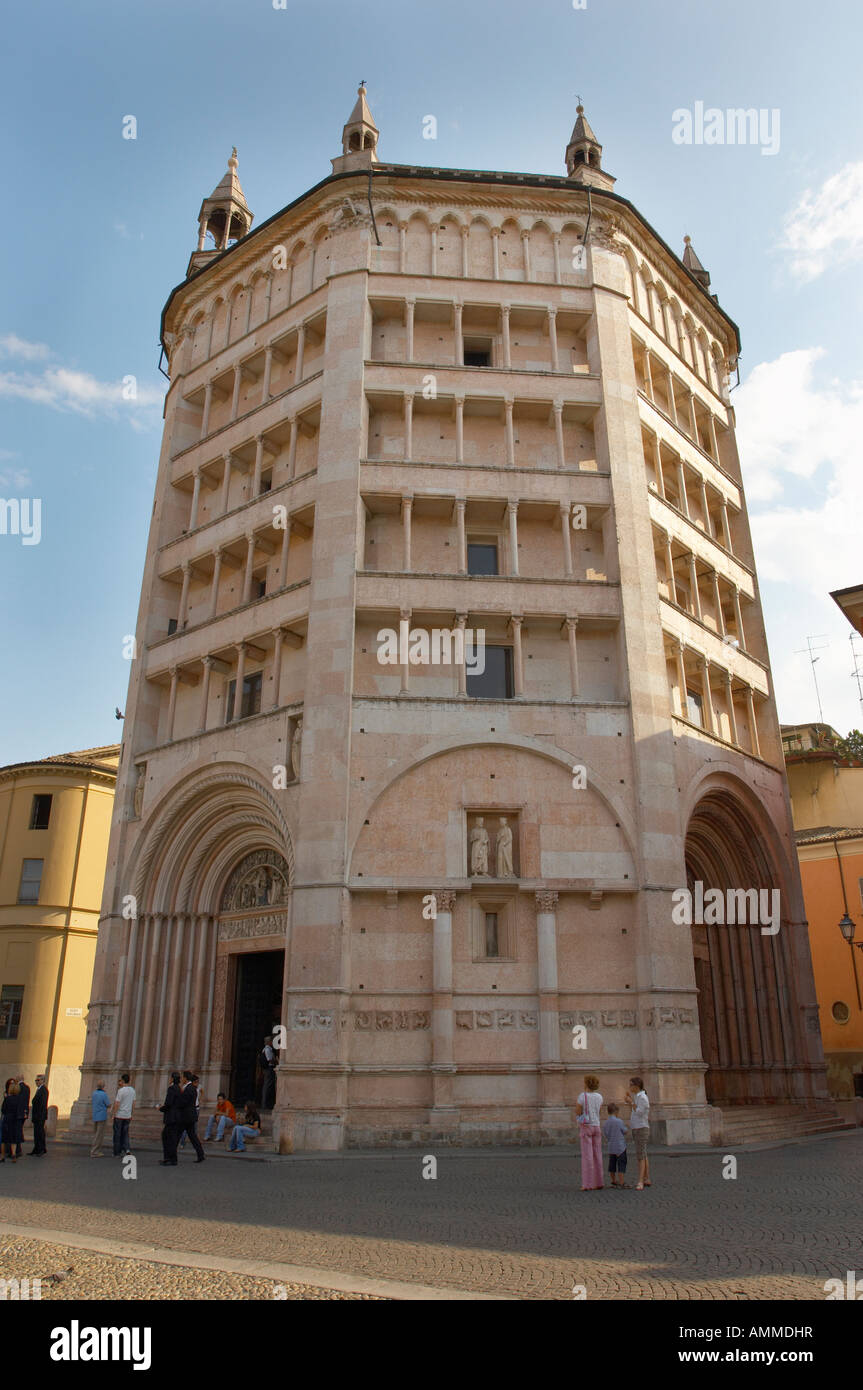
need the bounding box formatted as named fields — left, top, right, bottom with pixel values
left=71, top=89, right=828, bottom=1150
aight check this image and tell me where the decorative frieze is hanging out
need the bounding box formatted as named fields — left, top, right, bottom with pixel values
left=559, top=1009, right=638, bottom=1030
left=456, top=1009, right=538, bottom=1031
left=353, top=1009, right=431, bottom=1031
left=292, top=1010, right=334, bottom=1030
left=218, top=913, right=288, bottom=941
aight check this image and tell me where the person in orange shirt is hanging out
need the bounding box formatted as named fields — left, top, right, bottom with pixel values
left=204, top=1093, right=236, bottom=1143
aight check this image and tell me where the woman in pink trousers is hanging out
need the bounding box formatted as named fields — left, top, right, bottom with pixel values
left=576, top=1074, right=604, bottom=1190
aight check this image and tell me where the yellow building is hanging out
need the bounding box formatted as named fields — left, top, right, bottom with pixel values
left=0, top=746, right=119, bottom=1115
left=783, top=722, right=863, bottom=1103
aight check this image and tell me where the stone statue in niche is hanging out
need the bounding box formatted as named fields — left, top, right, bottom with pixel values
left=495, top=817, right=514, bottom=878
left=469, top=817, right=490, bottom=876
left=132, top=764, right=146, bottom=819
left=291, top=716, right=303, bottom=782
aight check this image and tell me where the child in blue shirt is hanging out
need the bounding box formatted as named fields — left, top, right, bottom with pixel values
left=602, top=1102, right=629, bottom=1188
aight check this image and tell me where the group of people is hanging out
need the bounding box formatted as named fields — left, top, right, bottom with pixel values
left=159, top=1073, right=263, bottom=1162
left=89, top=1073, right=137, bottom=1157
left=0, top=1075, right=49, bottom=1160
left=575, top=1075, right=652, bottom=1191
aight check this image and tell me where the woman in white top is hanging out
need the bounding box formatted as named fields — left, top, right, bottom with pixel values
left=575, top=1074, right=604, bottom=1191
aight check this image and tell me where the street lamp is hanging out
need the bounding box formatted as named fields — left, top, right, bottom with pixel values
left=839, top=913, right=857, bottom=945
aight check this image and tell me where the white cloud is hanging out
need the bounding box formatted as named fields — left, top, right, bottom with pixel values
left=736, top=347, right=863, bottom=732
left=0, top=465, right=31, bottom=491
left=0, top=333, right=51, bottom=361
left=0, top=341, right=165, bottom=424
left=779, top=160, right=863, bottom=282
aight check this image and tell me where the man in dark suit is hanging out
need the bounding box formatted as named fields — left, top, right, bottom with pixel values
left=29, top=1075, right=48, bottom=1155
left=159, top=1072, right=184, bottom=1166
left=15, top=1075, right=30, bottom=1158
left=179, top=1070, right=205, bottom=1162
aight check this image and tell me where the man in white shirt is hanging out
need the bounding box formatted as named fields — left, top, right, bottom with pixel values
left=111, top=1073, right=136, bottom=1156
left=625, top=1076, right=650, bottom=1190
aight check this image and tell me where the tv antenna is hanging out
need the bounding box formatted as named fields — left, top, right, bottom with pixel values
left=850, top=631, right=863, bottom=722
left=795, top=634, right=830, bottom=724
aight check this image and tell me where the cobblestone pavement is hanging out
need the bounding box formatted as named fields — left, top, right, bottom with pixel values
left=0, top=1234, right=382, bottom=1300
left=0, top=1134, right=860, bottom=1300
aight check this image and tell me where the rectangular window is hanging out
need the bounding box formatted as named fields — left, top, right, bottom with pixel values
left=256, top=578, right=267, bottom=600
left=467, top=646, right=513, bottom=700
left=485, top=912, right=499, bottom=958
left=167, top=618, right=178, bottom=636
left=463, top=337, right=493, bottom=368
left=18, top=859, right=43, bottom=905
left=260, top=473, right=272, bottom=494
left=225, top=671, right=263, bottom=723
left=467, top=542, right=498, bottom=576
left=0, top=987, right=24, bottom=1040
left=686, top=688, right=704, bottom=727
left=29, top=794, right=52, bottom=830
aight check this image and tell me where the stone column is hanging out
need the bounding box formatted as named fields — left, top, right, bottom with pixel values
left=399, top=608, right=411, bottom=695
left=189, top=470, right=202, bottom=530
left=644, top=351, right=654, bottom=401
left=244, top=286, right=253, bottom=335
left=455, top=613, right=467, bottom=695
left=560, top=503, right=574, bottom=578
left=552, top=233, right=562, bottom=284
left=511, top=615, right=524, bottom=695
left=455, top=498, right=467, bottom=573
left=398, top=221, right=407, bottom=273
left=651, top=436, right=665, bottom=497
left=262, top=346, right=273, bottom=402
left=719, top=499, right=733, bottom=551
left=460, top=226, right=469, bottom=277
left=242, top=532, right=256, bottom=605
left=294, top=323, right=305, bottom=382
left=431, top=889, right=457, bottom=1123
left=491, top=227, right=501, bottom=279
left=404, top=393, right=413, bottom=463
left=553, top=401, right=566, bottom=468
left=564, top=617, right=579, bottom=697
left=504, top=399, right=515, bottom=468
left=429, top=224, right=437, bottom=276
left=501, top=304, right=512, bottom=368
left=230, top=363, right=242, bottom=421
left=177, top=563, right=191, bottom=628
left=219, top=453, right=232, bottom=515
left=711, top=573, right=726, bottom=636
left=724, top=673, right=738, bottom=745
left=732, top=584, right=746, bottom=649
left=676, top=460, right=689, bottom=517
left=162, top=913, right=187, bottom=1062
left=699, top=479, right=711, bottom=534
left=232, top=643, right=247, bottom=721
left=264, top=272, right=274, bottom=321
left=746, top=686, right=761, bottom=756
left=198, top=656, right=213, bottom=732
left=455, top=394, right=464, bottom=464
left=166, top=666, right=179, bottom=742
left=507, top=500, right=519, bottom=576
left=154, top=916, right=172, bottom=1068
left=666, top=366, right=678, bottom=425
left=200, top=381, right=213, bottom=440
left=535, top=890, right=567, bottom=1125
left=687, top=553, right=702, bottom=620
left=520, top=229, right=532, bottom=281
left=698, top=657, right=714, bottom=734
left=252, top=434, right=264, bottom=496
left=287, top=416, right=298, bottom=478
left=454, top=303, right=463, bottom=365
left=140, top=912, right=164, bottom=1065
left=708, top=411, right=720, bottom=462
left=547, top=307, right=559, bottom=372
left=189, top=914, right=212, bottom=1065
left=279, top=516, right=292, bottom=586
left=673, top=641, right=687, bottom=716
left=688, top=389, right=699, bottom=442
left=209, top=548, right=223, bottom=620
left=271, top=628, right=284, bottom=710
left=402, top=494, right=413, bottom=571
left=663, top=532, right=675, bottom=599
left=405, top=298, right=415, bottom=361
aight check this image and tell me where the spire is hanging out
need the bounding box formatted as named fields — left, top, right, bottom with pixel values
left=682, top=235, right=711, bottom=291
left=332, top=83, right=380, bottom=174
left=187, top=148, right=254, bottom=277
left=565, top=103, right=616, bottom=192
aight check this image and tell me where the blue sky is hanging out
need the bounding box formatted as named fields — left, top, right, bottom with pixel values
left=2, top=0, right=862, bottom=764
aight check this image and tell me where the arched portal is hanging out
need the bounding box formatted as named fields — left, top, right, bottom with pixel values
left=685, top=790, right=802, bottom=1105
